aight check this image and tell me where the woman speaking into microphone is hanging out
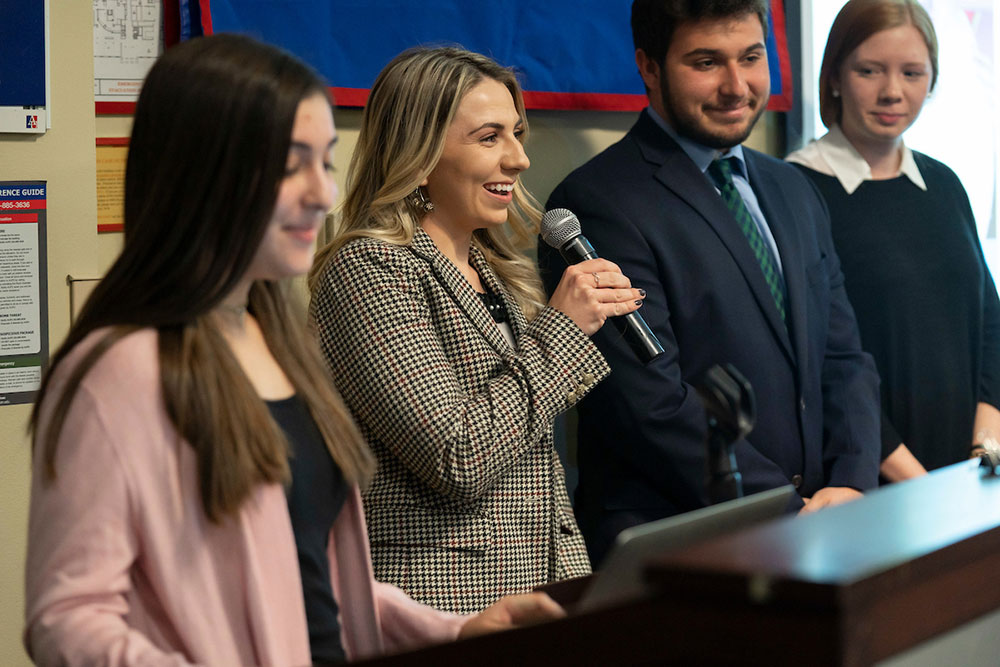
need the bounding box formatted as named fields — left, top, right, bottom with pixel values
left=309, top=47, right=644, bottom=614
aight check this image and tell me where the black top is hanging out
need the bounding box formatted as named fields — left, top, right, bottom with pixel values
left=795, top=153, right=1000, bottom=470
left=268, top=395, right=349, bottom=664
left=477, top=285, right=510, bottom=323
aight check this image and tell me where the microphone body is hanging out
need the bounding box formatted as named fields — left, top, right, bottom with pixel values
left=541, top=209, right=664, bottom=364
left=560, top=236, right=598, bottom=263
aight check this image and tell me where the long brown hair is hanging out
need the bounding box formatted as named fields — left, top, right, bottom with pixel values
left=31, top=34, right=373, bottom=521
left=309, top=47, right=546, bottom=320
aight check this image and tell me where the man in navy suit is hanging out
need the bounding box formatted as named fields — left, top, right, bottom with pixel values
left=540, top=0, right=881, bottom=564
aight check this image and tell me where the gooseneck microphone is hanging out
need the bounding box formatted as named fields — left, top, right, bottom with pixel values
left=541, top=208, right=664, bottom=364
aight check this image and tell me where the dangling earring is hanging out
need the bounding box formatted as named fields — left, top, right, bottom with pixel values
left=410, top=186, right=434, bottom=213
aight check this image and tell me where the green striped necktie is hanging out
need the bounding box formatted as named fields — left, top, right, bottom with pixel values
left=707, top=157, right=786, bottom=322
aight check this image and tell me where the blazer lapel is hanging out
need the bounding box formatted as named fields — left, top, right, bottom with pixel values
left=408, top=229, right=513, bottom=356
left=632, top=115, right=794, bottom=363
left=746, top=154, right=809, bottom=379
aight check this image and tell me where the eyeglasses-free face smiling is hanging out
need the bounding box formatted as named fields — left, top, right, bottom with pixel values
left=644, top=12, right=770, bottom=150
left=835, top=23, right=933, bottom=152
left=421, top=77, right=530, bottom=242
left=246, top=92, right=337, bottom=283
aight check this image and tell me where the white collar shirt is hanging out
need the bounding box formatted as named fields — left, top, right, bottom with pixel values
left=785, top=124, right=927, bottom=195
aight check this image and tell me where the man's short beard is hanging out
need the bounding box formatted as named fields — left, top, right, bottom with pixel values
left=659, top=69, right=766, bottom=150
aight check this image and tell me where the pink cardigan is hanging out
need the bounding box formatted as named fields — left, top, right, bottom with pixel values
left=25, top=329, right=464, bottom=666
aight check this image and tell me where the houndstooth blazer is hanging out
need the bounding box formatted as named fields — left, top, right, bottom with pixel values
left=310, top=228, right=608, bottom=614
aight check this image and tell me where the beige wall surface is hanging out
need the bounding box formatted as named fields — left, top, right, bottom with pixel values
left=0, top=4, right=96, bottom=665
left=96, top=106, right=780, bottom=275
left=0, top=14, right=781, bottom=666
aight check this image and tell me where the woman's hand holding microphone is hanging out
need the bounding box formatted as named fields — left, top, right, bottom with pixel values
left=548, top=258, right=644, bottom=336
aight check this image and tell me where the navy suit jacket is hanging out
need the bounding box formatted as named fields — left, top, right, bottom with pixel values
left=540, top=112, right=881, bottom=564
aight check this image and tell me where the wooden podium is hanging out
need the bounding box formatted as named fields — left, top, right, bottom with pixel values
left=356, top=461, right=1000, bottom=666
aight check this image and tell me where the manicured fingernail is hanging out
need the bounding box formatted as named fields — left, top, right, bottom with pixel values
left=638, top=289, right=646, bottom=297
left=635, top=300, right=642, bottom=306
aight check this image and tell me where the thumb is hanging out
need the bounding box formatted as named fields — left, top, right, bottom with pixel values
left=503, top=593, right=566, bottom=626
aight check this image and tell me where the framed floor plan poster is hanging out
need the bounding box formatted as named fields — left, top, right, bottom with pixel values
left=0, top=182, right=48, bottom=406
left=94, top=0, right=162, bottom=114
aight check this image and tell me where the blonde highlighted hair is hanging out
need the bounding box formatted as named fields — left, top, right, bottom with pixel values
left=309, top=46, right=546, bottom=319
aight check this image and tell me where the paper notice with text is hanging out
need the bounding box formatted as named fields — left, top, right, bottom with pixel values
left=96, top=142, right=127, bottom=232
left=0, top=181, right=48, bottom=405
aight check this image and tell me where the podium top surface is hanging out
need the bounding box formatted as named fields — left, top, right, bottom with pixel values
left=356, top=461, right=1000, bottom=666
left=648, top=460, right=1000, bottom=593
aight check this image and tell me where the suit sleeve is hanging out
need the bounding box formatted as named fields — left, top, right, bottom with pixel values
left=24, top=387, right=195, bottom=667
left=542, top=182, right=800, bottom=512
left=310, top=240, right=609, bottom=504
left=806, top=181, right=881, bottom=491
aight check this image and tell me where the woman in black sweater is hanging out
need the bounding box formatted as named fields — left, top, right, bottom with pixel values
left=787, top=0, right=1000, bottom=480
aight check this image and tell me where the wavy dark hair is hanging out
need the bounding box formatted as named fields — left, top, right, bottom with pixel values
left=631, top=0, right=769, bottom=66
left=32, top=33, right=373, bottom=521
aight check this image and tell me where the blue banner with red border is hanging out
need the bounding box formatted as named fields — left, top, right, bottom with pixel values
left=180, top=1, right=792, bottom=112
left=0, top=2, right=45, bottom=106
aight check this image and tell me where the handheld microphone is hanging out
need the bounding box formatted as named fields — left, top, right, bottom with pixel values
left=541, top=208, right=664, bottom=364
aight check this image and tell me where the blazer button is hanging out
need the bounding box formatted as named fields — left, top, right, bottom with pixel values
left=791, top=474, right=803, bottom=489
left=566, top=388, right=578, bottom=405
left=581, top=372, right=596, bottom=386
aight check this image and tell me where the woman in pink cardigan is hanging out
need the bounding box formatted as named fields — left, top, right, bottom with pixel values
left=24, top=34, right=561, bottom=666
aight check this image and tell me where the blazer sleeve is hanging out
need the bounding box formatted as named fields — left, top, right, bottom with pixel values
left=311, top=240, right=609, bottom=504
left=24, top=386, right=194, bottom=667
left=812, top=222, right=882, bottom=490
left=542, top=182, right=799, bottom=511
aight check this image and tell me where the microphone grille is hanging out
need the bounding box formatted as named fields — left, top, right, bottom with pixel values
left=541, top=208, right=581, bottom=249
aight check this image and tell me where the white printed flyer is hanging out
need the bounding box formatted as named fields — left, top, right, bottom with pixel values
left=0, top=181, right=48, bottom=405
